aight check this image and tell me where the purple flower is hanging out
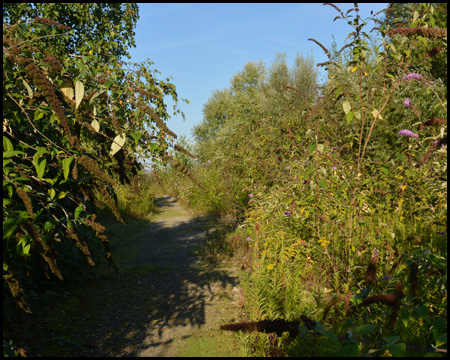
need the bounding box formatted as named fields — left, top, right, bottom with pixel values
left=286, top=166, right=292, bottom=169
left=403, top=98, right=411, bottom=107
left=424, top=81, right=434, bottom=87
left=284, top=211, right=291, bottom=216
left=249, top=193, right=254, bottom=198
left=397, top=129, right=419, bottom=138
left=332, top=166, right=338, bottom=170
left=402, top=73, right=423, bottom=81
left=246, top=237, right=251, bottom=241
left=371, top=247, right=380, bottom=260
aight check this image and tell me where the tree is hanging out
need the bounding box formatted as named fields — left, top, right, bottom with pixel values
left=3, top=4, right=186, bottom=320
left=3, top=3, right=139, bottom=64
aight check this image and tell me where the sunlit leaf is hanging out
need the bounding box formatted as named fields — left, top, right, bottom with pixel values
left=75, top=80, right=84, bottom=110
left=110, top=133, right=126, bottom=156
left=61, top=86, right=74, bottom=100
left=91, top=119, right=100, bottom=132
left=342, top=100, right=351, bottom=115
left=62, top=157, right=74, bottom=181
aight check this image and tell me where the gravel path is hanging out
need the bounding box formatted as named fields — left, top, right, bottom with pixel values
left=26, top=195, right=244, bottom=357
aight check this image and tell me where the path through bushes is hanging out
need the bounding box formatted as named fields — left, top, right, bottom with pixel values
left=23, top=196, right=244, bottom=356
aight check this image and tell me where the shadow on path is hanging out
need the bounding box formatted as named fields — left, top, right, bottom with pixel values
left=51, top=195, right=241, bottom=356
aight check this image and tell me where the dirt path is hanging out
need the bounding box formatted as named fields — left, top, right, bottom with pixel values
left=26, top=195, right=244, bottom=356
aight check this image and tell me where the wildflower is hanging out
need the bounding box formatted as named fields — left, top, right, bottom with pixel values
left=248, top=193, right=254, bottom=198
left=246, top=237, right=251, bottom=241
left=403, top=98, right=411, bottom=107
left=318, top=238, right=330, bottom=247
left=372, top=247, right=380, bottom=260
left=424, top=81, right=434, bottom=87
left=284, top=211, right=291, bottom=216
left=286, top=166, right=291, bottom=169
left=397, top=129, right=419, bottom=138
left=332, top=166, right=337, bottom=170
left=402, top=73, right=423, bottom=81
left=382, top=349, right=393, bottom=357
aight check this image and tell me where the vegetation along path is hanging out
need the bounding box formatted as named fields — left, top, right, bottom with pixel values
left=26, top=196, right=244, bottom=356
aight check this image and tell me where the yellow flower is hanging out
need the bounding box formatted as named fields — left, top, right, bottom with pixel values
left=382, top=349, right=393, bottom=357
left=352, top=66, right=358, bottom=73
left=267, top=264, right=275, bottom=270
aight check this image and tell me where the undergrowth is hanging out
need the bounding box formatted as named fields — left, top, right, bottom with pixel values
left=154, top=3, right=447, bottom=357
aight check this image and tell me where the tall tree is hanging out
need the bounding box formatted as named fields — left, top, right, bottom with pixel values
left=3, top=3, right=139, bottom=65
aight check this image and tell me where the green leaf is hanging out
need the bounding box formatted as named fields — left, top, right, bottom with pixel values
left=380, top=166, right=389, bottom=175
left=3, top=136, right=14, bottom=152
left=49, top=187, right=56, bottom=200
left=316, top=143, right=324, bottom=153
left=318, top=179, right=328, bottom=191
left=17, top=235, right=31, bottom=256
left=401, top=306, right=409, bottom=328
left=435, top=333, right=447, bottom=347
left=3, top=150, right=26, bottom=158
left=34, top=158, right=47, bottom=180
left=110, top=133, right=126, bottom=156
left=34, top=109, right=45, bottom=121
left=75, top=80, right=84, bottom=110
left=321, top=330, right=341, bottom=347
left=44, top=221, right=56, bottom=231
left=150, top=142, right=158, bottom=154
left=355, top=324, right=376, bottom=336
left=56, top=191, right=68, bottom=200
left=3, top=219, right=17, bottom=240
left=74, top=205, right=83, bottom=219
left=130, top=132, right=142, bottom=146
left=433, top=318, right=446, bottom=341
left=308, top=142, right=316, bottom=155
left=62, top=157, right=74, bottom=181
left=386, top=343, right=406, bottom=357
left=335, top=86, right=344, bottom=99
left=346, top=111, right=354, bottom=125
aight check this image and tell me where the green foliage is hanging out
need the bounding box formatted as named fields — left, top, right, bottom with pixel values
left=3, top=4, right=185, bottom=329
left=157, top=3, right=447, bottom=357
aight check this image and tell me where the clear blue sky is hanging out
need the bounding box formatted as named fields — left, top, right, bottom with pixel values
left=127, top=3, right=388, bottom=144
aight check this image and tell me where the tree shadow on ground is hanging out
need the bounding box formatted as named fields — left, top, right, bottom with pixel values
left=23, top=196, right=240, bottom=356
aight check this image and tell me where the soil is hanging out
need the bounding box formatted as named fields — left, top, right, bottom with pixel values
left=21, top=195, right=246, bottom=357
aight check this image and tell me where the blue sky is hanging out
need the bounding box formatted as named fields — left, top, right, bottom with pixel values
left=127, top=3, right=388, bottom=144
